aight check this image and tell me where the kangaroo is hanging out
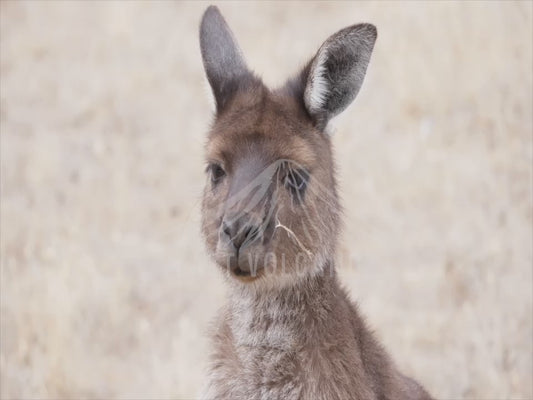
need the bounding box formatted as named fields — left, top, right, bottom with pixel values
left=199, top=6, right=432, bottom=400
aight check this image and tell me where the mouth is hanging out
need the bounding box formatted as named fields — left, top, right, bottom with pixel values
left=230, top=264, right=262, bottom=282
left=215, top=245, right=266, bottom=282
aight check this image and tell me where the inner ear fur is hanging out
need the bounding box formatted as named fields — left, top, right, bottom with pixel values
left=302, top=23, right=377, bottom=130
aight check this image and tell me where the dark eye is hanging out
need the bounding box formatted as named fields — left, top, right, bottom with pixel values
left=209, top=163, right=226, bottom=184
left=285, top=168, right=309, bottom=193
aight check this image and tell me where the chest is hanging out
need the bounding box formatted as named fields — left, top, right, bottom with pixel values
left=208, top=318, right=373, bottom=400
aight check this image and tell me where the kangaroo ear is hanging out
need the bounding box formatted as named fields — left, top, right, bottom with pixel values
left=303, top=24, right=377, bottom=129
left=200, top=6, right=252, bottom=113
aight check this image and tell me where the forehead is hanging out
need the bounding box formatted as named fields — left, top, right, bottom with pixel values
left=206, top=90, right=320, bottom=169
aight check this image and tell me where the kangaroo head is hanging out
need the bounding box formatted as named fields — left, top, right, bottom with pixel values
left=199, top=6, right=376, bottom=286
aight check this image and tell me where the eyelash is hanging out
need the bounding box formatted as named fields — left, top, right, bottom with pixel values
left=285, top=167, right=309, bottom=194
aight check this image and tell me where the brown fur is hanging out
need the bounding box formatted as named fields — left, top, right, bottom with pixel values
left=199, top=6, right=432, bottom=399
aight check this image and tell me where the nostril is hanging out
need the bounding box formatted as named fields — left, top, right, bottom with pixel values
left=221, top=217, right=263, bottom=249
left=222, top=221, right=231, bottom=238
left=242, top=225, right=253, bottom=241
left=242, top=224, right=262, bottom=247
left=247, top=225, right=260, bottom=242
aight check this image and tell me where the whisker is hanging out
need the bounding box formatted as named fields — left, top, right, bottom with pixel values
left=274, top=211, right=313, bottom=259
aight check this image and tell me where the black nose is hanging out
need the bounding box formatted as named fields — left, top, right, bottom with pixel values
left=221, top=214, right=263, bottom=250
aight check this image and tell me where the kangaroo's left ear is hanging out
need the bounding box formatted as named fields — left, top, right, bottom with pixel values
left=302, top=23, right=377, bottom=130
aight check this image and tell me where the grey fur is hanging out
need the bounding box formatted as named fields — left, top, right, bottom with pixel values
left=200, top=6, right=253, bottom=112
left=199, top=6, right=432, bottom=400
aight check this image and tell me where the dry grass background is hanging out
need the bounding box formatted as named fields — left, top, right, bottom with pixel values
left=1, top=1, right=532, bottom=399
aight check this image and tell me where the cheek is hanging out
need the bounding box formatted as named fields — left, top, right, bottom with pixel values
left=201, top=189, right=225, bottom=248
left=269, top=193, right=314, bottom=254
left=277, top=180, right=336, bottom=250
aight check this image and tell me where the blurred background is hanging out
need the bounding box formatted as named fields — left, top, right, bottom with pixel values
left=1, top=1, right=532, bottom=399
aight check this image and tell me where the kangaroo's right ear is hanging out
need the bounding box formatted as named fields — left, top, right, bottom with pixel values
left=200, top=6, right=252, bottom=113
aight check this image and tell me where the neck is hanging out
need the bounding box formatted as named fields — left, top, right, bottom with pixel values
left=228, top=260, right=340, bottom=350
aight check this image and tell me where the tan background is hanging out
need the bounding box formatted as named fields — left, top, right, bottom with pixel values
left=1, top=1, right=532, bottom=399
